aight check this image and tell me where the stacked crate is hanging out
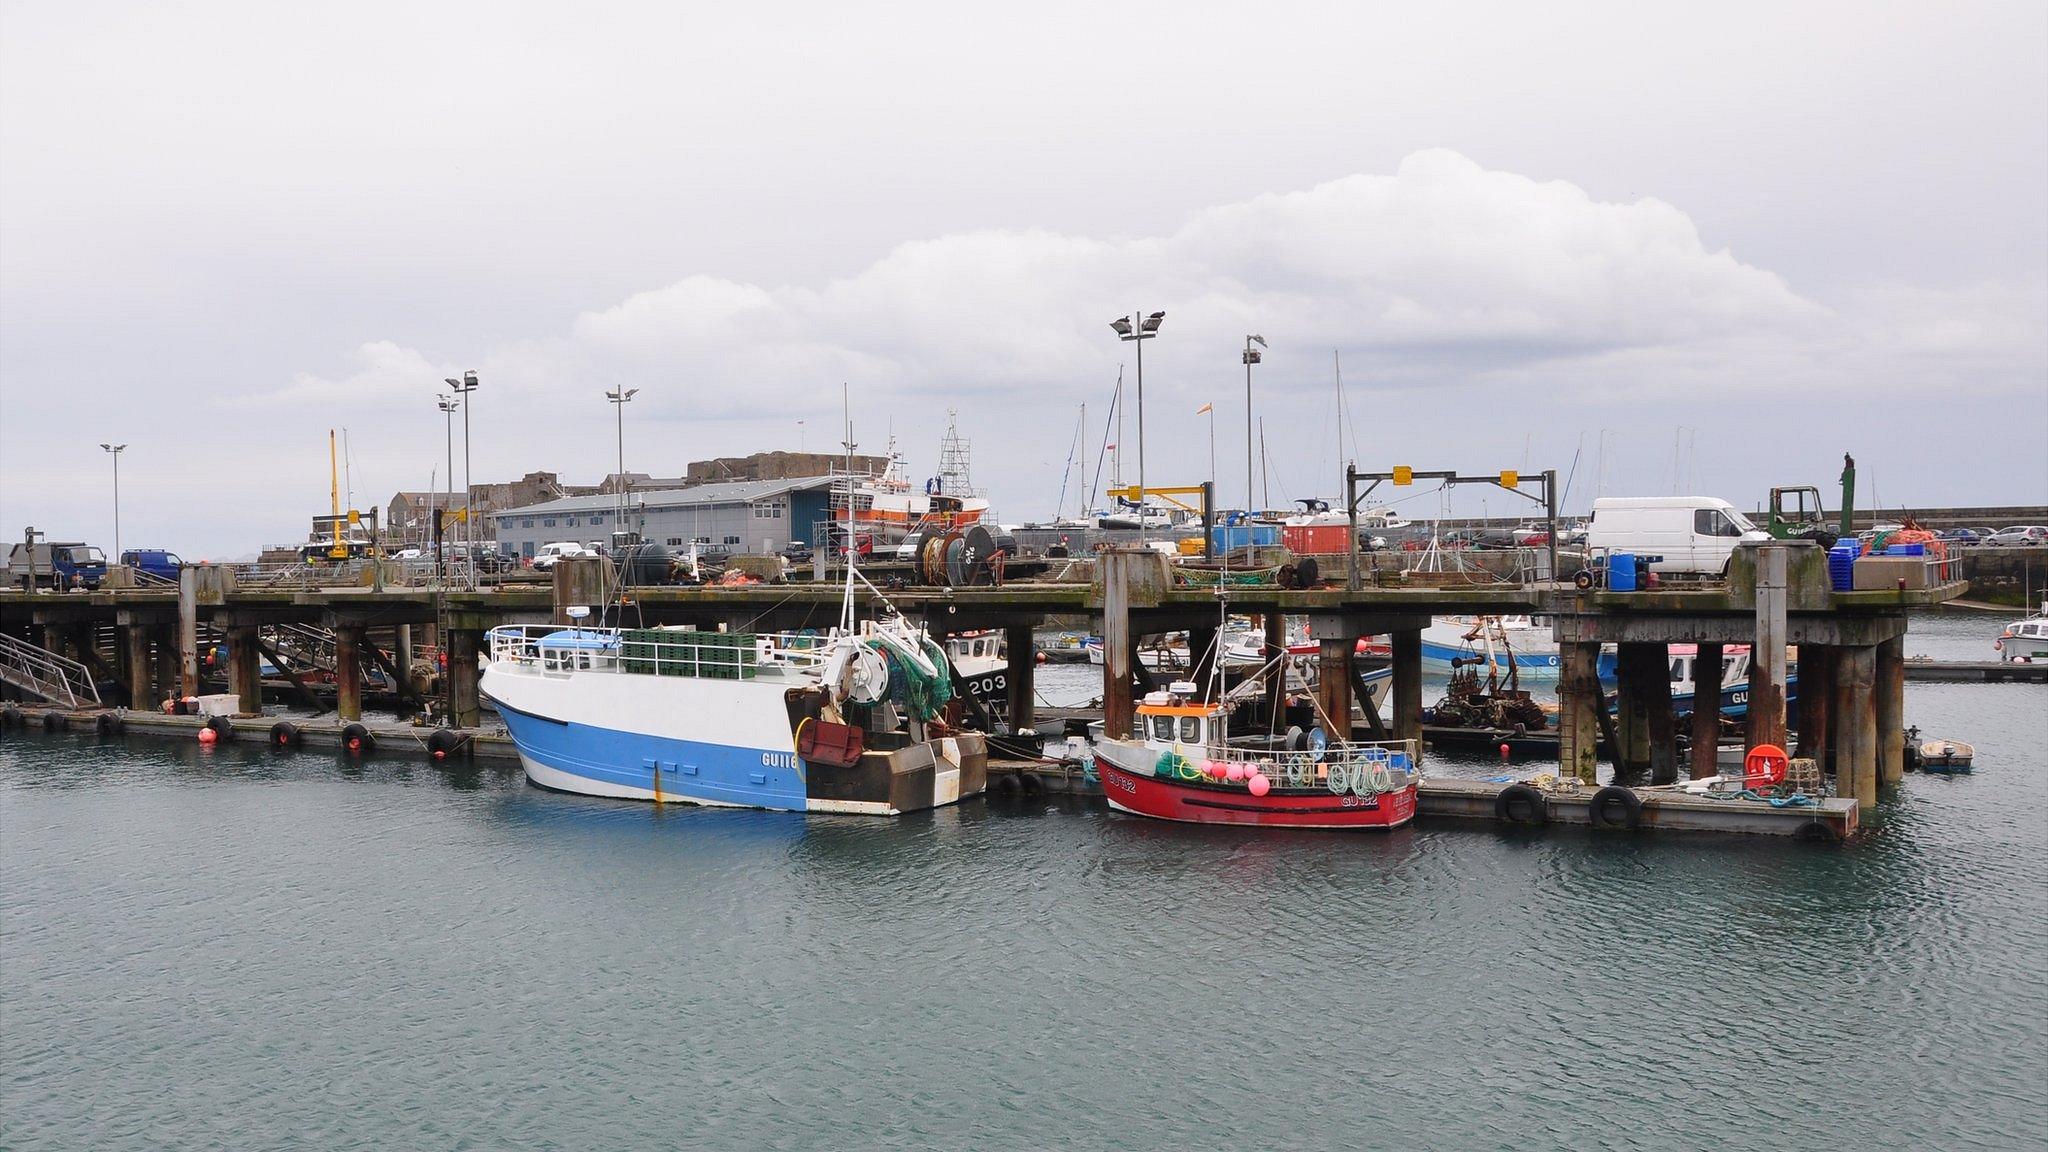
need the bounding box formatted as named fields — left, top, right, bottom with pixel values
left=695, top=632, right=759, bottom=680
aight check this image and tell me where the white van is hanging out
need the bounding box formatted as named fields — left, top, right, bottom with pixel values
left=531, top=542, right=589, bottom=571
left=1585, top=497, right=1769, bottom=576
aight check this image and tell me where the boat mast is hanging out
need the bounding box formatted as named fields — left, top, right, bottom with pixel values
left=840, top=382, right=858, bottom=635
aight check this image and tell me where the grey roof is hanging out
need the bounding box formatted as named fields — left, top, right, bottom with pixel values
left=491, top=475, right=838, bottom=521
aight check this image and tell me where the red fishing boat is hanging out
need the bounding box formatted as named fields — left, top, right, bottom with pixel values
left=1092, top=687, right=1418, bottom=830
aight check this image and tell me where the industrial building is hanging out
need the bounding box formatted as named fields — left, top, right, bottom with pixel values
left=489, top=476, right=840, bottom=559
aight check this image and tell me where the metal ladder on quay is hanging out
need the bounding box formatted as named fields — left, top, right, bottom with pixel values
left=0, top=632, right=103, bottom=709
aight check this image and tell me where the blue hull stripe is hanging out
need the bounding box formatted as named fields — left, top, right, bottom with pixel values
left=496, top=699, right=807, bottom=811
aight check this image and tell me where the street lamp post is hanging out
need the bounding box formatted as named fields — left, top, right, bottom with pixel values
left=437, top=395, right=459, bottom=585
left=444, top=371, right=479, bottom=589
left=1242, top=335, right=1265, bottom=516
left=99, top=443, right=126, bottom=561
left=1109, top=311, right=1165, bottom=537
left=606, top=387, right=639, bottom=538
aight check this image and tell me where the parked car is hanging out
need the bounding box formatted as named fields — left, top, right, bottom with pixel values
left=531, top=542, right=591, bottom=571
left=1935, top=528, right=1979, bottom=544
left=1585, top=497, right=1769, bottom=576
left=7, top=541, right=108, bottom=589
left=780, top=540, right=814, bottom=563
left=390, top=547, right=425, bottom=560
left=1985, top=526, right=2048, bottom=547
left=119, top=549, right=185, bottom=581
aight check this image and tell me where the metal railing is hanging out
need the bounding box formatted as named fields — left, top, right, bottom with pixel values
left=485, top=623, right=838, bottom=678
left=1149, top=737, right=1422, bottom=793
left=0, top=632, right=102, bottom=708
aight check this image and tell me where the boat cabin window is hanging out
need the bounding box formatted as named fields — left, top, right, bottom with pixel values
left=1150, top=715, right=1174, bottom=741
left=1179, top=716, right=1202, bottom=743
left=1671, top=656, right=1689, bottom=681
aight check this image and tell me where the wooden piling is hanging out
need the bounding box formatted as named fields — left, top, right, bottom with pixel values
left=1316, top=635, right=1354, bottom=740
left=1876, top=634, right=1905, bottom=787
left=1558, top=641, right=1602, bottom=785
left=227, top=625, right=262, bottom=715
left=1262, top=612, right=1286, bottom=719
left=1005, top=622, right=1035, bottom=734
left=448, top=629, right=482, bottom=729
left=123, top=622, right=153, bottom=709
left=177, top=568, right=199, bottom=698
left=1100, top=550, right=1135, bottom=740
left=1391, top=627, right=1423, bottom=763
left=1689, top=641, right=1723, bottom=780
left=1613, top=643, right=1661, bottom=781
left=1747, top=544, right=1789, bottom=752
left=1795, top=645, right=1833, bottom=770
left=1839, top=644, right=1878, bottom=805
left=334, top=625, right=364, bottom=722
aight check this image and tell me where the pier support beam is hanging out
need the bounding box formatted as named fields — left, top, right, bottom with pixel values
left=1188, top=625, right=1219, bottom=696
left=1838, top=644, right=1878, bottom=805
left=334, top=625, right=364, bottom=722
left=227, top=625, right=262, bottom=715
left=448, top=629, right=482, bottom=729
left=1689, top=641, right=1723, bottom=780
left=1876, top=635, right=1905, bottom=787
left=1796, top=646, right=1834, bottom=771
left=1315, top=634, right=1354, bottom=740
left=1005, top=622, right=1035, bottom=734
left=123, top=622, right=153, bottom=709
left=1391, top=627, right=1423, bottom=762
left=1263, top=613, right=1286, bottom=719
left=1558, top=641, right=1603, bottom=785
left=1098, top=551, right=1138, bottom=740
left=1613, top=643, right=1666, bottom=783
left=177, top=573, right=199, bottom=698
left=153, top=623, right=180, bottom=705
left=1747, top=544, right=1789, bottom=753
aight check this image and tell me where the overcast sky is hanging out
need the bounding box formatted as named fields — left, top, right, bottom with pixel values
left=3, top=1, right=2044, bottom=557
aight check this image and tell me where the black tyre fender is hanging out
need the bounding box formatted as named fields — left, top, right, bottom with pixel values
left=1017, top=771, right=1047, bottom=797
left=1494, top=782, right=1548, bottom=826
left=0, top=705, right=19, bottom=730
left=1794, top=819, right=1843, bottom=844
left=42, top=711, right=66, bottom=732
left=340, top=722, right=374, bottom=755
left=204, top=716, right=236, bottom=741
left=426, top=728, right=468, bottom=759
left=96, top=712, right=124, bottom=735
left=990, top=771, right=1023, bottom=797
left=1573, top=569, right=1595, bottom=592
left=1587, top=785, right=1644, bottom=831
left=269, top=721, right=303, bottom=749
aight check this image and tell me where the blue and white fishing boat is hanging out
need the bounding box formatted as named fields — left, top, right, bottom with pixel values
left=1417, top=616, right=1562, bottom=680
left=482, top=613, right=987, bottom=814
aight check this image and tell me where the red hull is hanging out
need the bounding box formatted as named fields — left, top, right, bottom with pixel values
left=1098, top=757, right=1417, bottom=830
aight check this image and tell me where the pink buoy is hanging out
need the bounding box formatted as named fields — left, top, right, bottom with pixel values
left=196, top=727, right=217, bottom=746
left=1247, top=773, right=1271, bottom=797
left=1500, top=743, right=1511, bottom=759
left=1224, top=763, right=1247, bottom=783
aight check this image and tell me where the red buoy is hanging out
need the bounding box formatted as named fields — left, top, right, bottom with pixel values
left=197, top=728, right=218, bottom=745
left=1499, top=743, right=1511, bottom=759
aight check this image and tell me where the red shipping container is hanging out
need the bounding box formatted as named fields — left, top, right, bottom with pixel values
left=1281, top=524, right=1352, bottom=555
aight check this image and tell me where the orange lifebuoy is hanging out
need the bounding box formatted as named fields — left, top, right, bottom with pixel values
left=1744, top=743, right=1789, bottom=788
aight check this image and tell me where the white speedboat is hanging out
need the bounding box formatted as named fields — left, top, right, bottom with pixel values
left=1995, top=600, right=2048, bottom=663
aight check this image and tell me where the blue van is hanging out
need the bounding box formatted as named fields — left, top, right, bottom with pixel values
left=120, top=549, right=185, bottom=582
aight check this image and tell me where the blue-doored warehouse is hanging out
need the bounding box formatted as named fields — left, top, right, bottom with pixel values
left=490, top=476, right=838, bottom=558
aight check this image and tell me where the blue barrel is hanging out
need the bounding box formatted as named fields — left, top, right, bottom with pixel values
left=1609, top=552, right=1637, bottom=591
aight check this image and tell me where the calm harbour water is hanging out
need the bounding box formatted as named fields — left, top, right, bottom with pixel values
left=4, top=612, right=2044, bottom=1150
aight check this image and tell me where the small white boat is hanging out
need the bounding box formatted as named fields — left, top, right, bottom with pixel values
left=1995, top=600, right=2048, bottom=663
